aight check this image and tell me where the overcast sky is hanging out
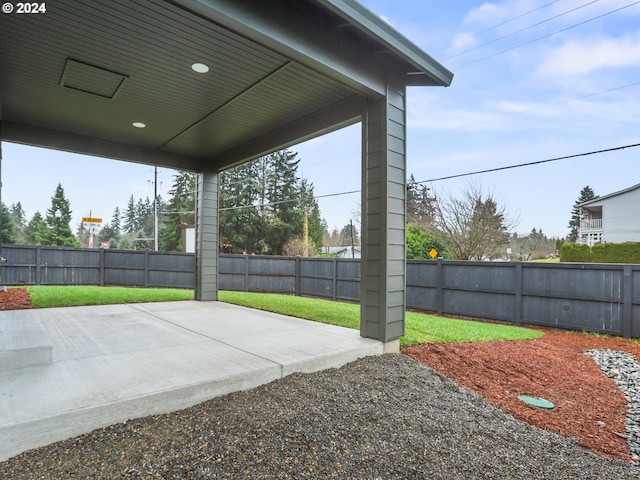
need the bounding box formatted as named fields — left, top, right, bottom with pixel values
left=3, top=0, right=640, bottom=239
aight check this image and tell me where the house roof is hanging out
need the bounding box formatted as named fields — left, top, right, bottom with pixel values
left=0, top=0, right=453, bottom=172
left=578, top=183, right=640, bottom=207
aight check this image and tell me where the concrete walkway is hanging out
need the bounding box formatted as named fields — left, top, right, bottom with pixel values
left=0, top=301, right=383, bottom=461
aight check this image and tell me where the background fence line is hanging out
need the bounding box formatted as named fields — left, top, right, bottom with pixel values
left=1, top=245, right=638, bottom=337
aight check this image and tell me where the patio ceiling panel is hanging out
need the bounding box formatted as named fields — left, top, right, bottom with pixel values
left=0, top=0, right=452, bottom=171
left=162, top=63, right=357, bottom=159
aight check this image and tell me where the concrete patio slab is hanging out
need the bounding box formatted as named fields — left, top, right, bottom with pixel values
left=0, top=301, right=382, bottom=461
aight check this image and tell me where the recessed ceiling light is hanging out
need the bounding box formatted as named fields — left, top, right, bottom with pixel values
left=132, top=122, right=146, bottom=128
left=191, top=62, right=210, bottom=74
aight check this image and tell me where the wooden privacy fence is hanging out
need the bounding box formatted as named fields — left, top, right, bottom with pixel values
left=1, top=245, right=639, bottom=337
left=0, top=245, right=194, bottom=289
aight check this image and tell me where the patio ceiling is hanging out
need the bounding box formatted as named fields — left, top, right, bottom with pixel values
left=0, top=0, right=452, bottom=173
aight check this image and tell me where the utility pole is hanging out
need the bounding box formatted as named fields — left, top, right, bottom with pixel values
left=303, top=209, right=309, bottom=257
left=0, top=142, right=6, bottom=291
left=350, top=219, right=355, bottom=258
left=154, top=166, right=158, bottom=251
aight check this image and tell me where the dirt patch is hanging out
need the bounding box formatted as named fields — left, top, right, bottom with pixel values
left=0, top=287, right=33, bottom=310
left=404, top=329, right=640, bottom=462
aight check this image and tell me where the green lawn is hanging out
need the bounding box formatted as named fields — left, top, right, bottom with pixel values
left=26, top=285, right=194, bottom=309
left=219, top=291, right=542, bottom=347
left=24, top=286, right=543, bottom=348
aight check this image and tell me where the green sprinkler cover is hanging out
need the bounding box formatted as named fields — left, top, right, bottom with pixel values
left=518, top=395, right=554, bottom=409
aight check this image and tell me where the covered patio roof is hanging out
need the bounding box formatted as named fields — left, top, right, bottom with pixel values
left=0, top=0, right=453, bottom=346
left=0, top=0, right=452, bottom=171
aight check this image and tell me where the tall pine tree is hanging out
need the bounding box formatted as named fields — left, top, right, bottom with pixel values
left=158, top=171, right=196, bottom=251
left=219, top=149, right=323, bottom=255
left=568, top=186, right=597, bottom=242
left=40, top=184, right=79, bottom=247
left=0, top=203, right=16, bottom=244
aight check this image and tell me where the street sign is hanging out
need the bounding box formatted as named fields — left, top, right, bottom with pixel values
left=82, top=217, right=102, bottom=224
left=429, top=248, right=438, bottom=259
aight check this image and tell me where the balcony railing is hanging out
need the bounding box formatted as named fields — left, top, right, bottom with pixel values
left=580, top=218, right=603, bottom=231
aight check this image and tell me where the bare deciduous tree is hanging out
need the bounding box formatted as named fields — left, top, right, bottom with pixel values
left=431, top=182, right=516, bottom=260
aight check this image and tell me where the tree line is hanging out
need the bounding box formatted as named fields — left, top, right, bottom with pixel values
left=0, top=150, right=327, bottom=255
left=2, top=149, right=584, bottom=260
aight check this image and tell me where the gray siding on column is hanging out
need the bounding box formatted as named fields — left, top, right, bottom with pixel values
left=195, top=172, right=219, bottom=301
left=360, top=68, right=407, bottom=342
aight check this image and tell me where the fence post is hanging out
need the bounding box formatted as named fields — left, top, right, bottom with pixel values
left=35, top=246, right=42, bottom=286
left=244, top=255, right=250, bottom=292
left=623, top=265, right=632, bottom=338
left=332, top=258, right=338, bottom=301
left=99, top=248, right=105, bottom=286
left=436, top=258, right=443, bottom=315
left=514, top=263, right=523, bottom=326
left=144, top=251, right=150, bottom=288
left=295, top=256, right=301, bottom=296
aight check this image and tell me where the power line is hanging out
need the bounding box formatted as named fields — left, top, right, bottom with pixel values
left=218, top=143, right=640, bottom=211
left=414, top=142, right=640, bottom=185
left=434, top=0, right=561, bottom=53
left=444, top=0, right=599, bottom=61
left=454, top=0, right=640, bottom=69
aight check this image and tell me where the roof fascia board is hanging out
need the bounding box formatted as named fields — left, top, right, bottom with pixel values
left=318, top=0, right=453, bottom=87
left=0, top=121, right=202, bottom=171
left=204, top=96, right=365, bottom=172
left=172, top=0, right=393, bottom=97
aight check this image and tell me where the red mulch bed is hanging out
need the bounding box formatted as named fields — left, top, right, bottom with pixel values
left=404, top=329, right=640, bottom=462
left=0, top=287, right=33, bottom=310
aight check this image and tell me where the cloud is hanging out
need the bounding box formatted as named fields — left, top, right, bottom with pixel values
left=447, top=32, right=479, bottom=54
left=464, top=2, right=507, bottom=25
left=537, top=33, right=640, bottom=77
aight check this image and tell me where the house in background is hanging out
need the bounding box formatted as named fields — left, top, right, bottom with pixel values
left=322, top=246, right=361, bottom=259
left=578, top=183, right=640, bottom=246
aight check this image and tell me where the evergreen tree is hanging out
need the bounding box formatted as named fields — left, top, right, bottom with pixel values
left=40, top=184, right=79, bottom=247
left=220, top=161, right=263, bottom=253
left=24, top=211, right=46, bottom=245
left=263, top=150, right=301, bottom=255
left=9, top=202, right=27, bottom=244
left=98, top=222, right=120, bottom=248
left=158, top=171, right=196, bottom=251
left=0, top=203, right=16, bottom=244
left=219, top=149, right=323, bottom=255
left=406, top=224, right=448, bottom=259
left=111, top=207, right=122, bottom=233
left=123, top=195, right=137, bottom=234
left=340, top=222, right=359, bottom=247
left=407, top=174, right=435, bottom=227
left=568, top=185, right=597, bottom=242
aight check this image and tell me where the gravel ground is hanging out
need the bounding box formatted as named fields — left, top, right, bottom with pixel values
left=2, top=354, right=639, bottom=479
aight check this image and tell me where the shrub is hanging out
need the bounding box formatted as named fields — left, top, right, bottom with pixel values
left=560, top=243, right=591, bottom=262
left=561, top=242, right=640, bottom=263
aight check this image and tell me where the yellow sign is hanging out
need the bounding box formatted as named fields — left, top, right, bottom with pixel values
left=429, top=248, right=438, bottom=259
left=82, top=217, right=102, bottom=223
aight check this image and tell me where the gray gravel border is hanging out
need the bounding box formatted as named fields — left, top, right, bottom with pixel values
left=2, top=354, right=638, bottom=479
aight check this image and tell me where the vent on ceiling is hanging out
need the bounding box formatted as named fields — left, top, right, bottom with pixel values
left=59, top=58, right=128, bottom=99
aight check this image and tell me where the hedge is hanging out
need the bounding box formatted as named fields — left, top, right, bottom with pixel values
left=560, top=242, right=640, bottom=263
